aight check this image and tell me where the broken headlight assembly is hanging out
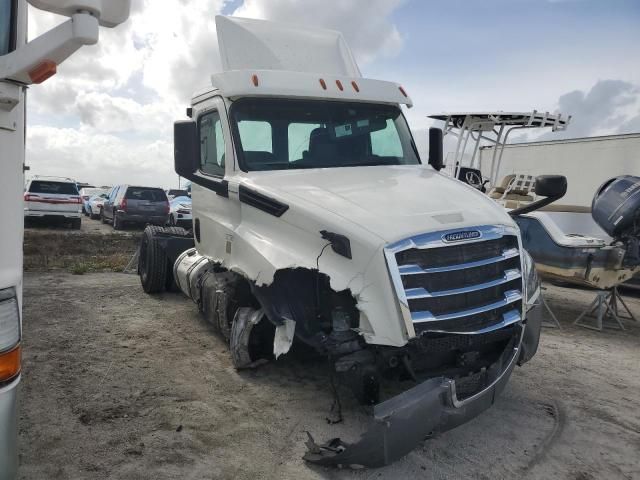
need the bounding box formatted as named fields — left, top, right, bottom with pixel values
left=0, top=287, right=21, bottom=385
left=522, top=249, right=540, bottom=311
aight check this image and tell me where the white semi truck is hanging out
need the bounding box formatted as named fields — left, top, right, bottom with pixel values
left=137, top=16, right=568, bottom=467
left=0, top=1, right=130, bottom=478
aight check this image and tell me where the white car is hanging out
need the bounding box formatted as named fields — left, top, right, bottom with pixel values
left=24, top=176, right=82, bottom=229
left=80, top=187, right=108, bottom=215
left=168, top=195, right=192, bottom=226
left=87, top=193, right=108, bottom=220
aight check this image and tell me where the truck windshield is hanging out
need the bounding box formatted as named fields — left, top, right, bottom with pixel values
left=229, top=98, right=421, bottom=171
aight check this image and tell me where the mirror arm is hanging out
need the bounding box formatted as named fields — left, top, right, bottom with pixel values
left=508, top=195, right=562, bottom=217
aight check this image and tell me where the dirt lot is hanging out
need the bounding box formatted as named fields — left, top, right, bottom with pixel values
left=17, top=272, right=640, bottom=480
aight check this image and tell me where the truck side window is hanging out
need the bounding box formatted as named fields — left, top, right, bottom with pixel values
left=370, top=119, right=404, bottom=158
left=199, top=111, right=225, bottom=177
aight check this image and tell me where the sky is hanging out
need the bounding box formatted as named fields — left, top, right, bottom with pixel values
left=25, top=0, right=640, bottom=188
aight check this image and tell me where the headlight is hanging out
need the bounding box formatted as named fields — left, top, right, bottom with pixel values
left=522, top=250, right=540, bottom=310
left=0, top=287, right=21, bottom=383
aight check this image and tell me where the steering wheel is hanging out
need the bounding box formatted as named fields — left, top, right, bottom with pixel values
left=464, top=171, right=483, bottom=189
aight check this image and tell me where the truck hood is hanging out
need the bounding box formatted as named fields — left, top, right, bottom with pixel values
left=243, top=165, right=515, bottom=243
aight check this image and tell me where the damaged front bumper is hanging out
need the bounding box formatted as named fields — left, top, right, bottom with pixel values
left=304, top=322, right=525, bottom=468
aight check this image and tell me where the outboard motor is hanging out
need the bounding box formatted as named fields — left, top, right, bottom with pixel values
left=592, top=175, right=640, bottom=267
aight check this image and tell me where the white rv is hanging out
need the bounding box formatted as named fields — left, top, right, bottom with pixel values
left=137, top=16, right=562, bottom=467
left=0, top=2, right=130, bottom=478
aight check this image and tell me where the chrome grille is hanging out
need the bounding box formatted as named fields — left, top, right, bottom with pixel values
left=385, top=225, right=523, bottom=336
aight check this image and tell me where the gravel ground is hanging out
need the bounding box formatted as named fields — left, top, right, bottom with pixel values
left=17, top=273, right=640, bottom=480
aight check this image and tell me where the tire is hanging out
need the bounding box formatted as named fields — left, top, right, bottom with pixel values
left=138, top=226, right=168, bottom=293
left=162, top=226, right=191, bottom=291
left=90, top=210, right=99, bottom=220
left=100, top=208, right=106, bottom=224
left=230, top=307, right=272, bottom=369
left=163, top=226, right=189, bottom=236
left=71, top=218, right=81, bottom=230
left=169, top=214, right=176, bottom=226
left=113, top=212, right=122, bottom=230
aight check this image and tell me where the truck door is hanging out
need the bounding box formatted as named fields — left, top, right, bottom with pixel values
left=190, top=97, right=235, bottom=261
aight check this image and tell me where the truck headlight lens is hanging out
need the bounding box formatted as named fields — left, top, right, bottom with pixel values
left=522, top=250, right=540, bottom=310
left=0, top=288, right=21, bottom=383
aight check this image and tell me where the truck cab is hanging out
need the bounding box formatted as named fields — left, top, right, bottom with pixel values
left=139, top=15, right=547, bottom=467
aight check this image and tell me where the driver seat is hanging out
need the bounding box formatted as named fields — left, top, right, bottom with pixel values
left=303, top=128, right=337, bottom=164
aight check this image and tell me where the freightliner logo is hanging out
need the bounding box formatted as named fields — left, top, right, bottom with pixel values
left=442, top=230, right=481, bottom=242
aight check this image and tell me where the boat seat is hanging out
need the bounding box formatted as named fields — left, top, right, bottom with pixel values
left=504, top=198, right=533, bottom=209
left=488, top=174, right=516, bottom=199
left=490, top=174, right=536, bottom=201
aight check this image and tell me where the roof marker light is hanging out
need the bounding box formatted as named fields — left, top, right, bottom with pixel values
left=351, top=81, right=360, bottom=92
left=251, top=74, right=259, bottom=87
left=335, top=80, right=343, bottom=91
left=319, top=78, right=327, bottom=90
left=28, top=60, right=57, bottom=84
left=399, top=86, right=408, bottom=98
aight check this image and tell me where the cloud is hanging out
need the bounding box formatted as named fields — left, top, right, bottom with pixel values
left=232, top=0, right=405, bottom=65
left=529, top=80, right=640, bottom=141
left=25, top=0, right=407, bottom=187
left=26, top=126, right=175, bottom=188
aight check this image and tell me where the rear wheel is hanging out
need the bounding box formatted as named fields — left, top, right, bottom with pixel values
left=138, top=226, right=168, bottom=293
left=113, top=212, right=122, bottom=230
left=169, top=214, right=176, bottom=226
left=100, top=208, right=106, bottom=224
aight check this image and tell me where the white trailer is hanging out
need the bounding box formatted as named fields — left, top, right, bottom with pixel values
left=479, top=133, right=640, bottom=208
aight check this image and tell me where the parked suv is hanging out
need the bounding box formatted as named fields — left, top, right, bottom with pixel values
left=101, top=185, right=169, bottom=230
left=24, top=176, right=82, bottom=229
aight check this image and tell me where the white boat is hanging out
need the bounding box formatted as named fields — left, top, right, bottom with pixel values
left=428, top=112, right=640, bottom=293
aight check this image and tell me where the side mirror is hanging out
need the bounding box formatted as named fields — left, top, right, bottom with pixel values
left=534, top=175, right=567, bottom=198
left=509, top=174, right=567, bottom=217
left=174, top=121, right=198, bottom=179
left=428, top=127, right=444, bottom=171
